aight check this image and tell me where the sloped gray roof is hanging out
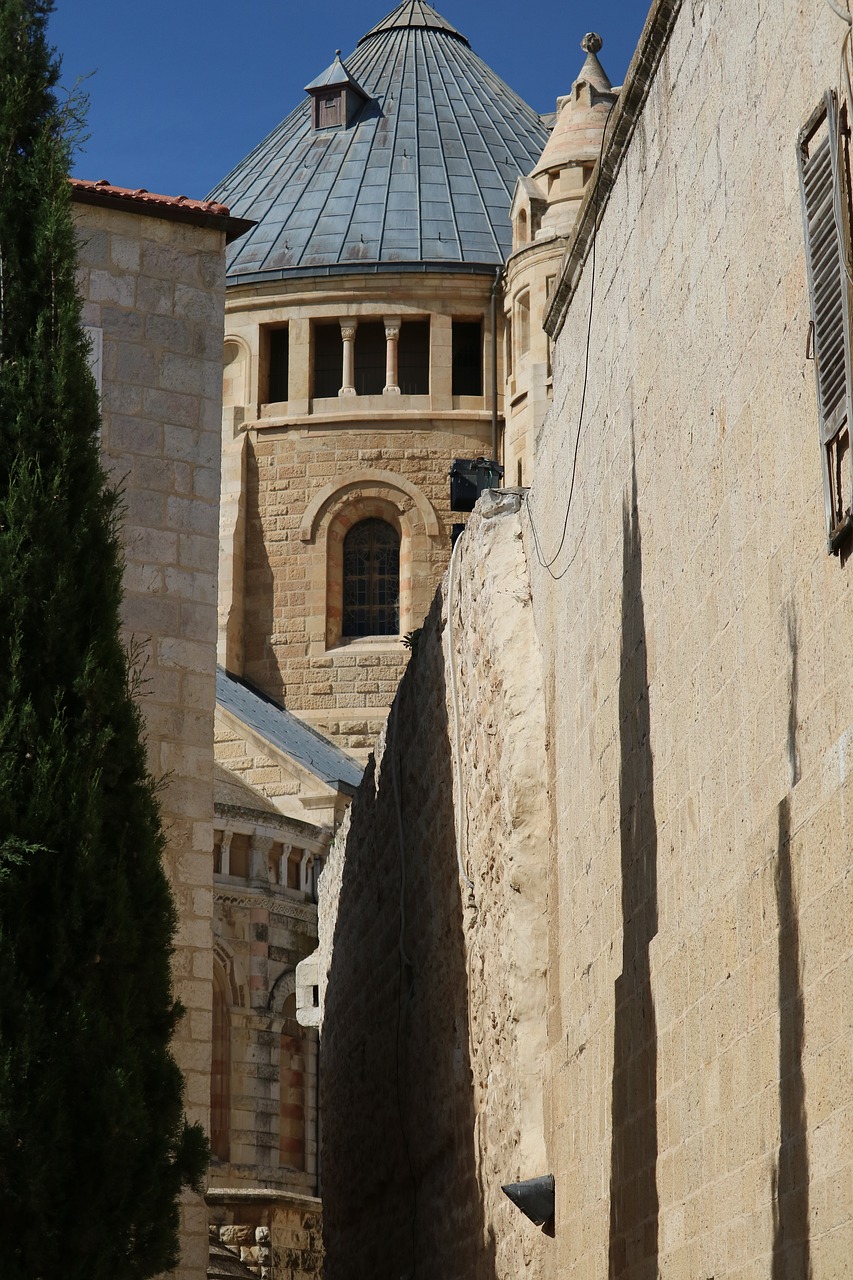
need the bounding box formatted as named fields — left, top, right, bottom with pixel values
left=216, top=668, right=363, bottom=792
left=210, top=0, right=549, bottom=281
left=362, top=0, right=465, bottom=39
left=305, top=52, right=369, bottom=96
left=208, top=1239, right=259, bottom=1280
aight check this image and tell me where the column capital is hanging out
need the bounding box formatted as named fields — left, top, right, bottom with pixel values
left=340, top=319, right=358, bottom=395
left=384, top=318, right=401, bottom=394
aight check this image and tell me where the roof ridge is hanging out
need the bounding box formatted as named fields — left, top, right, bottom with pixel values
left=359, top=0, right=469, bottom=47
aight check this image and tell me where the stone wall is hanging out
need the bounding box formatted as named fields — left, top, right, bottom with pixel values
left=208, top=1197, right=323, bottom=1280
left=527, top=0, right=853, bottom=1274
left=220, top=270, right=499, bottom=758
left=214, top=709, right=349, bottom=829
left=75, top=197, right=226, bottom=1280
left=315, top=492, right=550, bottom=1280
left=241, top=419, right=490, bottom=757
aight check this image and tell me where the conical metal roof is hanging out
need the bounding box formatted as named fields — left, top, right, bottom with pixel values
left=210, top=2, right=549, bottom=281
left=360, top=1, right=467, bottom=43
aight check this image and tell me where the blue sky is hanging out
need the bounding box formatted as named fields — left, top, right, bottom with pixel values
left=51, top=0, right=651, bottom=201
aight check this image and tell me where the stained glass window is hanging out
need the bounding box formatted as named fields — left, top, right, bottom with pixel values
left=342, top=518, right=400, bottom=638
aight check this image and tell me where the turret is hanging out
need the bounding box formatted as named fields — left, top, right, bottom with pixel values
left=503, top=35, right=618, bottom=488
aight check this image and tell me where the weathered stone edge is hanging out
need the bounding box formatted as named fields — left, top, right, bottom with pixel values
left=205, top=1188, right=322, bottom=1208
left=544, top=0, right=684, bottom=339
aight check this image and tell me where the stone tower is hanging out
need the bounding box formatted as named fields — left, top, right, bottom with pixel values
left=503, top=34, right=617, bottom=488
left=209, top=0, right=549, bottom=758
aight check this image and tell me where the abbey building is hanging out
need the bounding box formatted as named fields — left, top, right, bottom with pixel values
left=208, top=1, right=610, bottom=759
left=73, top=0, right=853, bottom=1274
left=74, top=4, right=615, bottom=1278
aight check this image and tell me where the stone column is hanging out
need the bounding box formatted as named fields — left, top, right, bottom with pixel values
left=249, top=833, right=274, bottom=886
left=299, top=850, right=315, bottom=895
left=339, top=320, right=357, bottom=396
left=384, top=316, right=401, bottom=394
left=219, top=830, right=233, bottom=877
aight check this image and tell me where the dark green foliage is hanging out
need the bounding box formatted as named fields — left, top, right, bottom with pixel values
left=0, top=3, right=209, bottom=1276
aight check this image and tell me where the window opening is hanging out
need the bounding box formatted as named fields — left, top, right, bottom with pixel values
left=279, top=993, right=305, bottom=1171
left=227, top=833, right=250, bottom=880
left=314, top=323, right=343, bottom=399
left=266, top=328, right=289, bottom=403
left=343, top=518, right=400, bottom=638
left=398, top=320, right=430, bottom=394
left=452, top=320, right=483, bottom=396
left=211, top=968, right=231, bottom=1162
left=516, top=293, right=531, bottom=359
left=316, top=92, right=342, bottom=129
left=286, top=849, right=302, bottom=891
left=354, top=321, right=386, bottom=395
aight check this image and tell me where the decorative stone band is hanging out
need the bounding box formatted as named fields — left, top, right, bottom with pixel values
left=215, top=886, right=318, bottom=927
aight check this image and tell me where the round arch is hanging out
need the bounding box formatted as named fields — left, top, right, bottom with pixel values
left=299, top=469, right=440, bottom=544
left=223, top=333, right=252, bottom=408
left=268, top=968, right=297, bottom=1017
left=213, top=936, right=248, bottom=1009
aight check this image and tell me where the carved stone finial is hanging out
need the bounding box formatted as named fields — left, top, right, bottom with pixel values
left=335, top=49, right=342, bottom=58
left=581, top=32, right=603, bottom=54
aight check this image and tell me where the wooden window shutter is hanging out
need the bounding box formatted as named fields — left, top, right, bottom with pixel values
left=798, top=91, right=853, bottom=551
left=318, top=92, right=342, bottom=128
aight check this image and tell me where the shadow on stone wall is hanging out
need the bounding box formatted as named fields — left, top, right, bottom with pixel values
left=243, top=438, right=283, bottom=704
left=320, top=592, right=496, bottom=1280
left=608, top=458, right=660, bottom=1280
left=771, top=608, right=811, bottom=1279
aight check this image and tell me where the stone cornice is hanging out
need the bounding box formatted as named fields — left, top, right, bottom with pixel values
left=206, top=1187, right=322, bottom=1209
left=544, top=0, right=684, bottom=339
left=215, top=884, right=318, bottom=928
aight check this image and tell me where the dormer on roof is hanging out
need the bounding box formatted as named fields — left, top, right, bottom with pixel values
left=305, top=51, right=370, bottom=131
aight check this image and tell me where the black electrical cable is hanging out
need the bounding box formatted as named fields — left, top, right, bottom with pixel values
left=526, top=101, right=616, bottom=581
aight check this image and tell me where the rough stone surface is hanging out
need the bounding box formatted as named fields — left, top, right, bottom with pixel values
left=527, top=1, right=853, bottom=1275
left=316, top=496, right=550, bottom=1279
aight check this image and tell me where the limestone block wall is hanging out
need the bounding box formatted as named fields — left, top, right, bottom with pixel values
left=220, top=270, right=500, bottom=757
left=75, top=197, right=226, bottom=1280
left=315, top=493, right=550, bottom=1280
left=208, top=1197, right=323, bottom=1280
left=241, top=419, right=491, bottom=757
left=214, top=710, right=349, bottom=829
left=211, top=814, right=322, bottom=1195
left=528, top=0, right=853, bottom=1274
left=504, top=236, right=561, bottom=489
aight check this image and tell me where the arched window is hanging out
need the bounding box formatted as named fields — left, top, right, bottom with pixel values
left=211, top=966, right=231, bottom=1162
left=342, top=518, right=400, bottom=638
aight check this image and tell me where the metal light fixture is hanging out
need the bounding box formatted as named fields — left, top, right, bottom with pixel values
left=501, top=1174, right=555, bottom=1230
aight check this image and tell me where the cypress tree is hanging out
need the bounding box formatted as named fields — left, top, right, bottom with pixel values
left=0, top=4, right=209, bottom=1277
